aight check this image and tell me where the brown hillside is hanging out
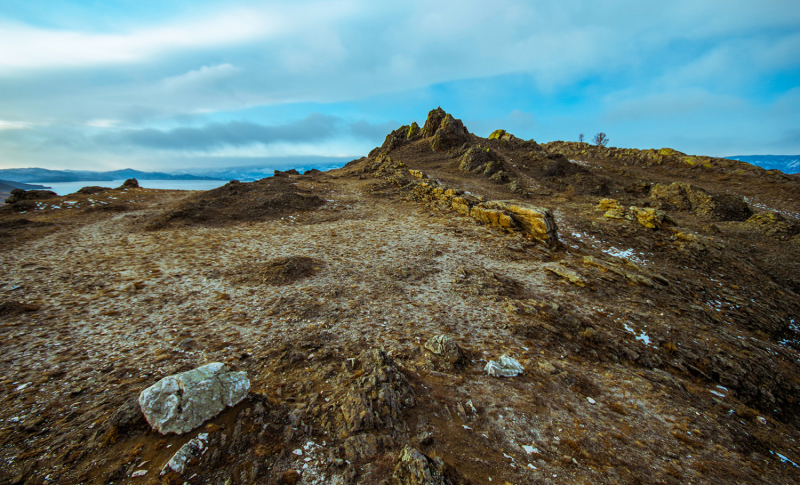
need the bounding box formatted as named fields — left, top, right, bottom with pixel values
left=1, top=108, right=799, bottom=485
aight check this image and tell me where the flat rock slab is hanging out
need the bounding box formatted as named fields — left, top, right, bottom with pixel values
left=139, top=362, right=250, bottom=435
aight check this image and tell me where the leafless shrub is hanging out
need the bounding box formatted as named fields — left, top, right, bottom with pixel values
left=593, top=132, right=609, bottom=147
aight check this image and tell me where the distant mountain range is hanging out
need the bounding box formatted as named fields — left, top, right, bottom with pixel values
left=0, top=156, right=357, bottom=184
left=3, top=155, right=792, bottom=187
left=727, top=155, right=800, bottom=174
left=0, top=168, right=224, bottom=183
left=0, top=179, right=51, bottom=191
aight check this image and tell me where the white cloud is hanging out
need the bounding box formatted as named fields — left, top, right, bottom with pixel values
left=0, top=2, right=358, bottom=71
left=85, top=119, right=120, bottom=128
left=161, top=64, right=240, bottom=91
left=0, top=120, right=33, bottom=129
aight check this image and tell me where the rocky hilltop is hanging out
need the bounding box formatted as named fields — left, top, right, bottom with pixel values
left=1, top=108, right=799, bottom=485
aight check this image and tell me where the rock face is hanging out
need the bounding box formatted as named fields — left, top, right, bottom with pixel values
left=118, top=178, right=140, bottom=189
left=424, top=335, right=468, bottom=365
left=138, top=363, right=250, bottom=435
left=392, top=446, right=453, bottom=485
left=649, top=182, right=752, bottom=221
left=471, top=201, right=559, bottom=245
left=4, top=188, right=58, bottom=205
left=333, top=349, right=415, bottom=438
left=597, top=198, right=671, bottom=229
left=76, top=186, right=110, bottom=195
left=421, top=107, right=470, bottom=151
left=747, top=211, right=800, bottom=240
left=162, top=433, right=209, bottom=474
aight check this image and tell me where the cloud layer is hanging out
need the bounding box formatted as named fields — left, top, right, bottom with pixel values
left=0, top=0, right=798, bottom=170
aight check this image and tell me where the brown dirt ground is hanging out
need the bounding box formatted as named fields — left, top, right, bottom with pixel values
left=1, top=120, right=800, bottom=485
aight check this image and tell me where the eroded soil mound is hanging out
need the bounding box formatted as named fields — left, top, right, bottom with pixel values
left=144, top=178, right=325, bottom=229
left=226, top=256, right=323, bottom=286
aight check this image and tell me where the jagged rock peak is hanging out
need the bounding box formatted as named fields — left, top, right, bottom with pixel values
left=419, top=107, right=470, bottom=151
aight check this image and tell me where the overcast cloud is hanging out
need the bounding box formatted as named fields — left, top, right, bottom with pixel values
left=0, top=0, right=798, bottom=171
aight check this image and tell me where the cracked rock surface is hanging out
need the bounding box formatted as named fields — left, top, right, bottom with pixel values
left=138, top=362, right=249, bottom=434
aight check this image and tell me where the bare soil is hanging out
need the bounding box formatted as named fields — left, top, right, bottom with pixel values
left=1, top=111, right=799, bottom=485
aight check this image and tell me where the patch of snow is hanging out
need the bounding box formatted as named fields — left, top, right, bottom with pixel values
left=710, top=390, right=725, bottom=398
left=771, top=451, right=800, bottom=468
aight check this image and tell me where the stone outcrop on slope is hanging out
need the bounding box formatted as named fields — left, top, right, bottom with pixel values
left=411, top=180, right=559, bottom=246
left=649, top=182, right=752, bottom=221
left=138, top=363, right=250, bottom=435
left=420, top=107, right=471, bottom=151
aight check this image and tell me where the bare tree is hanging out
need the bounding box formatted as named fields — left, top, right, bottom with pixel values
left=578, top=133, right=585, bottom=143
left=593, top=132, right=609, bottom=147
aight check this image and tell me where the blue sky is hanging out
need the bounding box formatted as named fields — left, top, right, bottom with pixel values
left=0, top=0, right=798, bottom=171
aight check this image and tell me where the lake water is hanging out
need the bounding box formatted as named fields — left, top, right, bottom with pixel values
left=34, top=179, right=231, bottom=196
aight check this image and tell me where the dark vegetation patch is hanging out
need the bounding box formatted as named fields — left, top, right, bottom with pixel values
left=226, top=256, right=323, bottom=286
left=0, top=301, right=40, bottom=317
left=144, top=178, right=325, bottom=230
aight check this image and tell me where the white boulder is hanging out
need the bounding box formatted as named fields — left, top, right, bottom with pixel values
left=485, top=355, right=524, bottom=377
left=139, top=362, right=249, bottom=435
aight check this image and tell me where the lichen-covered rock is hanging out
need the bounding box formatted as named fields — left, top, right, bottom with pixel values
left=649, top=182, right=751, bottom=221
left=746, top=211, right=800, bottom=239
left=485, top=355, right=524, bottom=377
left=470, top=203, right=517, bottom=230
left=138, top=363, right=250, bottom=435
left=392, top=446, right=453, bottom=485
left=472, top=201, right=559, bottom=245
left=407, top=122, right=420, bottom=140
left=543, top=262, right=586, bottom=287
left=424, top=335, right=468, bottom=365
left=488, top=170, right=509, bottom=183
left=506, top=203, right=558, bottom=243
left=488, top=129, right=521, bottom=143
left=630, top=206, right=669, bottom=229
left=420, top=108, right=470, bottom=151
left=598, top=198, right=626, bottom=219
left=328, top=349, right=415, bottom=439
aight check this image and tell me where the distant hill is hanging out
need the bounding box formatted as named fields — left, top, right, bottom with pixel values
left=0, top=179, right=51, bottom=191
left=0, top=168, right=224, bottom=183
left=728, top=155, right=800, bottom=174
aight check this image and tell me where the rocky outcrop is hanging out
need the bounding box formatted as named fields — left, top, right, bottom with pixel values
left=4, top=188, right=58, bottom=205
left=411, top=181, right=559, bottom=245
left=649, top=182, right=752, bottom=221
left=471, top=201, right=559, bottom=244
left=488, top=129, right=522, bottom=143
left=485, top=355, right=524, bottom=377
left=420, top=107, right=470, bottom=151
left=424, top=335, right=468, bottom=366
left=392, top=446, right=457, bottom=485
left=324, top=349, right=415, bottom=440
left=746, top=211, right=800, bottom=240
left=457, top=146, right=505, bottom=177
left=138, top=363, right=250, bottom=435
left=117, top=178, right=139, bottom=189
left=76, top=186, right=110, bottom=195
left=597, top=198, right=672, bottom=229
left=162, top=433, right=209, bottom=474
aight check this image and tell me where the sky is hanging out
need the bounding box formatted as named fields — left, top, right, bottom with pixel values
left=0, top=0, right=798, bottom=172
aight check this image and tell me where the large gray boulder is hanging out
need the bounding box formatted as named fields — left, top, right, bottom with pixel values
left=138, top=363, right=250, bottom=435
